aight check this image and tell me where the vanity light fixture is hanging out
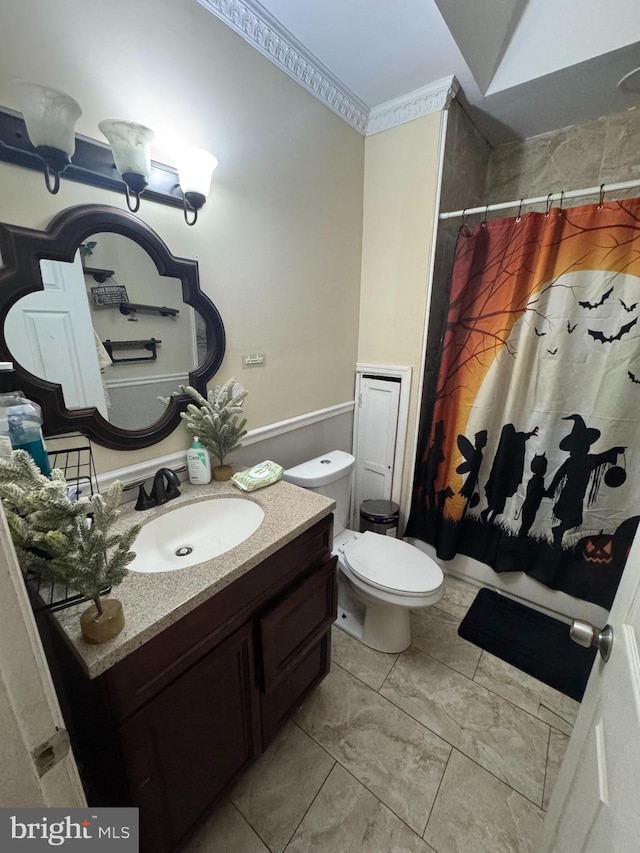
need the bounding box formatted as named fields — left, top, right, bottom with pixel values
left=4, top=83, right=217, bottom=224
left=10, top=81, right=82, bottom=194
left=174, top=145, right=219, bottom=226
left=99, top=120, right=155, bottom=213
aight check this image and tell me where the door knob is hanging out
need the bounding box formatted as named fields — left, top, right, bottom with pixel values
left=570, top=620, right=613, bottom=662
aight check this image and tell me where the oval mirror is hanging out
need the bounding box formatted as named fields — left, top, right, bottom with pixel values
left=0, top=205, right=225, bottom=449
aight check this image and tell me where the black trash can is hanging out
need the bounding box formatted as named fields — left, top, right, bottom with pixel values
left=359, top=499, right=399, bottom=538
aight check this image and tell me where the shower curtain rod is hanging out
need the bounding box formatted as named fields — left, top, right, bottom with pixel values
left=439, top=178, right=640, bottom=220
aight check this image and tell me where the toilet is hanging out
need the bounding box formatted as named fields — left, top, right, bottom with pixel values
left=283, top=450, right=444, bottom=653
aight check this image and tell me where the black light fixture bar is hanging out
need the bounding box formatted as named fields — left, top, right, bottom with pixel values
left=0, top=106, right=183, bottom=209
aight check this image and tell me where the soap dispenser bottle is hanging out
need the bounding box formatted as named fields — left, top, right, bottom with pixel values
left=187, top=436, right=212, bottom=485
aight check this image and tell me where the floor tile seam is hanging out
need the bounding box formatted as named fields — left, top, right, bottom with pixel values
left=540, top=722, right=553, bottom=814
left=538, top=699, right=578, bottom=728
left=377, top=648, right=403, bottom=694
left=228, top=800, right=272, bottom=853
left=331, top=660, right=453, bottom=751
left=295, top=683, right=450, bottom=841
left=374, top=685, right=546, bottom=812
left=326, top=662, right=545, bottom=811
left=449, top=657, right=558, bottom=733
left=291, top=722, right=435, bottom=840
left=279, top=752, right=337, bottom=853
left=330, top=653, right=395, bottom=693
left=427, top=603, right=464, bottom=625
left=447, top=746, right=547, bottom=813
left=376, top=672, right=550, bottom=809
left=334, top=759, right=437, bottom=844
left=421, top=742, right=456, bottom=843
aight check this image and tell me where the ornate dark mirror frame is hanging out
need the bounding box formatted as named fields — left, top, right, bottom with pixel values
left=0, top=204, right=225, bottom=449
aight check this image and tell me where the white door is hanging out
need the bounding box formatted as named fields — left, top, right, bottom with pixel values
left=5, top=255, right=108, bottom=417
left=0, top=503, right=85, bottom=807
left=353, top=376, right=400, bottom=523
left=538, top=527, right=640, bottom=852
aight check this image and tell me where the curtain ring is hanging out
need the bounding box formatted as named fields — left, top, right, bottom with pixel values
left=481, top=204, right=489, bottom=227
left=459, top=208, right=468, bottom=231
left=598, top=183, right=606, bottom=209
left=545, top=192, right=554, bottom=216
left=559, top=190, right=565, bottom=213
left=515, top=198, right=524, bottom=222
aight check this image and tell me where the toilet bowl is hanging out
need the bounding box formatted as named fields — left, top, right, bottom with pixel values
left=334, top=528, right=444, bottom=652
left=283, top=451, right=444, bottom=654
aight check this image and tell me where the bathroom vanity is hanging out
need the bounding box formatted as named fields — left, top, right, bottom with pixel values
left=41, top=481, right=336, bottom=853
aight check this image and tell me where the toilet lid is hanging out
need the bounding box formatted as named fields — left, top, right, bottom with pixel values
left=342, top=532, right=443, bottom=595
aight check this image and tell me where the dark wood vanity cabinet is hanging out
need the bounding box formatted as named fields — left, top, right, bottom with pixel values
left=47, top=514, right=336, bottom=853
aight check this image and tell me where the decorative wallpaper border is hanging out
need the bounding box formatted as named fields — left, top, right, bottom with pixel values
left=197, top=0, right=458, bottom=135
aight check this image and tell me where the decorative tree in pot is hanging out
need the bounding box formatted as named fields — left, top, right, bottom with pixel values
left=0, top=451, right=140, bottom=644
left=180, top=378, right=248, bottom=481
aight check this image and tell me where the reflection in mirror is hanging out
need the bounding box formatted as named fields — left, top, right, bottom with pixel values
left=6, top=233, right=208, bottom=431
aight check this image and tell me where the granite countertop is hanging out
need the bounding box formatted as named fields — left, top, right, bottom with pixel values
left=54, top=479, right=335, bottom=679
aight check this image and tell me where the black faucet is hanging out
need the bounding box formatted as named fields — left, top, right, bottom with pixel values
left=134, top=468, right=181, bottom=510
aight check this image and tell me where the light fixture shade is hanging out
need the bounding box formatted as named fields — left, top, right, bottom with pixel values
left=175, top=146, right=218, bottom=197
left=11, top=80, right=81, bottom=156
left=98, top=120, right=154, bottom=180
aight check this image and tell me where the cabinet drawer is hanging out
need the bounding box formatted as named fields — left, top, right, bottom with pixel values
left=261, top=634, right=330, bottom=745
left=259, top=556, right=336, bottom=690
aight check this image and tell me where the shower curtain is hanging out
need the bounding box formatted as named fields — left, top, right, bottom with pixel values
left=406, top=198, right=640, bottom=609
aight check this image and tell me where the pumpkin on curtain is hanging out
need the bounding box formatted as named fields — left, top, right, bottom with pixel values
left=406, top=198, right=640, bottom=609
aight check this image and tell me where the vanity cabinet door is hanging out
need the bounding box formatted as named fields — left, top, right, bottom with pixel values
left=259, top=555, right=337, bottom=690
left=118, top=622, right=260, bottom=853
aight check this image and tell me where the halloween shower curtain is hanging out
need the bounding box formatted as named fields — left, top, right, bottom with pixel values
left=406, top=198, right=640, bottom=609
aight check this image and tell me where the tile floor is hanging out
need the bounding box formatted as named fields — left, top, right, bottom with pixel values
left=184, top=576, right=579, bottom=853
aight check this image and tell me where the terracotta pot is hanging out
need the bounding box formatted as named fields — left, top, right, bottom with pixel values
left=80, top=598, right=125, bottom=645
left=213, top=464, right=233, bottom=482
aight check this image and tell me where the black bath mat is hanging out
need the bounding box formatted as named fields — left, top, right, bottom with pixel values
left=458, top=588, right=596, bottom=701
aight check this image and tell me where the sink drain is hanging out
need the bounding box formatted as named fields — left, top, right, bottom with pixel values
left=175, top=545, right=194, bottom=557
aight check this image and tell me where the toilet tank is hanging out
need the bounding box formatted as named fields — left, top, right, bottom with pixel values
left=283, top=450, right=355, bottom=536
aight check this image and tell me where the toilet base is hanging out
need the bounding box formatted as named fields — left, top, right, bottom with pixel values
left=335, top=576, right=413, bottom=653
left=334, top=602, right=411, bottom=653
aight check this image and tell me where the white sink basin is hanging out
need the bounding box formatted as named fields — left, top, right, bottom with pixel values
left=129, top=498, right=265, bottom=573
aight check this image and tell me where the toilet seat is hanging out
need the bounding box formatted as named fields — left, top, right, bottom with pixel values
left=342, top=531, right=443, bottom=597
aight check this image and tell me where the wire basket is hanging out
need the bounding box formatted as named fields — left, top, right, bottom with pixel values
left=23, top=433, right=111, bottom=614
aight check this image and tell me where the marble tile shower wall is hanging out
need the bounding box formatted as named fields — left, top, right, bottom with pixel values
left=485, top=105, right=640, bottom=208
left=419, top=101, right=491, bottom=447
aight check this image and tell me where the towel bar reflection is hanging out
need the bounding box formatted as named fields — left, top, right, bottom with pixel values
left=103, top=338, right=161, bottom=364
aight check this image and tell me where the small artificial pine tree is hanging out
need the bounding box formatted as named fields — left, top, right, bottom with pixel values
left=0, top=451, right=140, bottom=616
left=180, top=378, right=248, bottom=468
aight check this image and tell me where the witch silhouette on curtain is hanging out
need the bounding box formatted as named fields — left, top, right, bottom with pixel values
left=547, top=415, right=625, bottom=548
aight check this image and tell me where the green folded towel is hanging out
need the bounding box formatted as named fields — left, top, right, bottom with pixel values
left=231, top=460, right=284, bottom=492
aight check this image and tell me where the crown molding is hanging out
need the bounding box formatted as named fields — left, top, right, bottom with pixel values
left=197, top=0, right=368, bottom=133
left=365, top=77, right=459, bottom=135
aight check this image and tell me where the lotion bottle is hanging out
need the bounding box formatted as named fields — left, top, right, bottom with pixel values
left=187, top=436, right=212, bottom=484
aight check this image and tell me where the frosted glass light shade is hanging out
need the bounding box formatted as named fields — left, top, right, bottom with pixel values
left=175, top=146, right=218, bottom=197
left=98, top=120, right=154, bottom=179
left=11, top=81, right=81, bottom=156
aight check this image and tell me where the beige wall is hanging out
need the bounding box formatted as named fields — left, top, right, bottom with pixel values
left=0, top=0, right=364, bottom=473
left=357, top=111, right=445, bottom=514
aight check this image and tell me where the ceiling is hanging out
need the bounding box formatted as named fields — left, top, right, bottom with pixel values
left=202, top=0, right=640, bottom=144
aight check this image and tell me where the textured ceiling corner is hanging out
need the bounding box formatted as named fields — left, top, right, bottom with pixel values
left=197, top=0, right=368, bottom=133
left=365, top=77, right=459, bottom=135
